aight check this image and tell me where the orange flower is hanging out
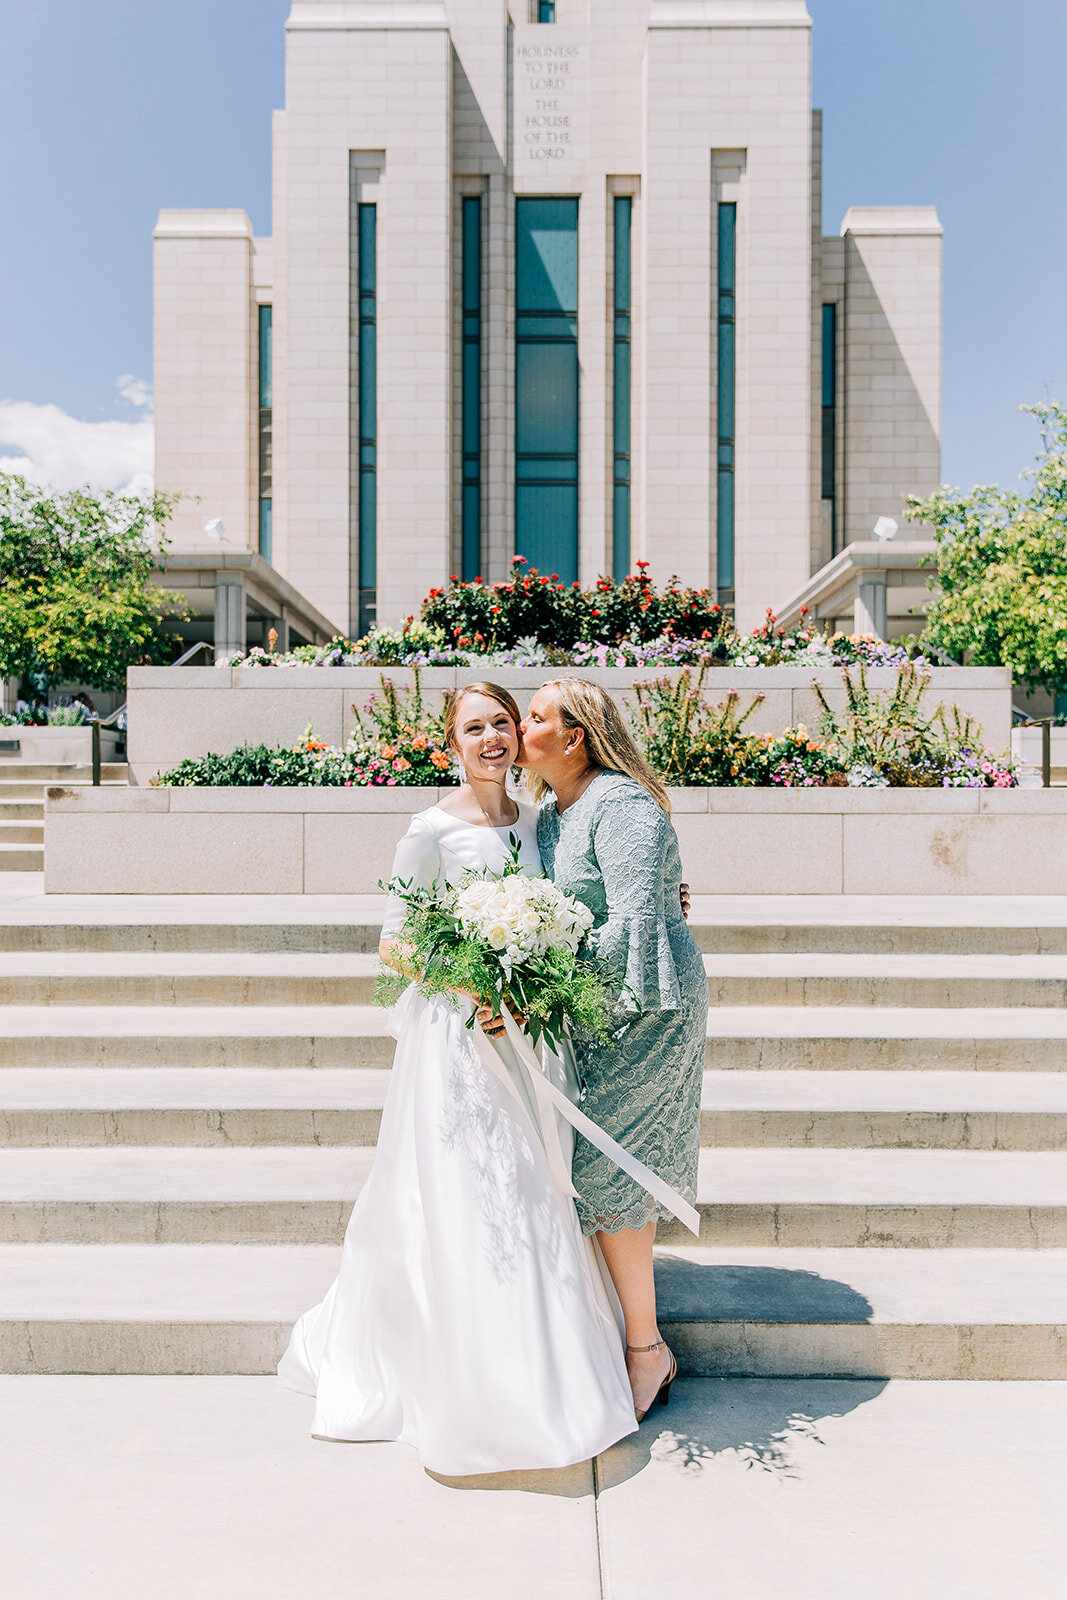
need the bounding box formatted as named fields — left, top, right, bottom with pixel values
left=411, top=735, right=428, bottom=751
left=429, top=750, right=450, bottom=770
left=380, top=745, right=396, bottom=760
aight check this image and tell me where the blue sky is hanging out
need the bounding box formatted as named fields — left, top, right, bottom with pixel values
left=1, top=0, right=1063, bottom=493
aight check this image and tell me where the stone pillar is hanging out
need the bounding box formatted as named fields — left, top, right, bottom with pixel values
left=214, top=577, right=247, bottom=661
left=153, top=211, right=256, bottom=551
left=855, top=569, right=887, bottom=639
left=841, top=207, right=942, bottom=545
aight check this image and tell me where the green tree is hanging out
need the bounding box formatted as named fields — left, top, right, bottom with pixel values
left=907, top=404, right=1067, bottom=691
left=0, top=474, right=186, bottom=691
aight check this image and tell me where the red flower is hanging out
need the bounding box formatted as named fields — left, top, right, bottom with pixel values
left=449, top=575, right=459, bottom=582
left=551, top=573, right=560, bottom=581
left=511, top=555, right=527, bottom=566
left=591, top=609, right=600, bottom=616
left=636, top=560, right=649, bottom=569
left=491, top=605, right=501, bottom=614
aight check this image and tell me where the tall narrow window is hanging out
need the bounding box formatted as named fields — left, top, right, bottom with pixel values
left=612, top=196, right=632, bottom=581
left=357, top=203, right=377, bottom=633
left=538, top=1, right=556, bottom=21
left=461, top=197, right=482, bottom=581
left=515, top=198, right=579, bottom=582
left=821, top=302, right=838, bottom=555
left=257, top=305, right=273, bottom=563
left=716, top=202, right=736, bottom=595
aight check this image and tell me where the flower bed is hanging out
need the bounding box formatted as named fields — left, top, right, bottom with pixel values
left=150, top=666, right=1016, bottom=791
left=216, top=561, right=920, bottom=674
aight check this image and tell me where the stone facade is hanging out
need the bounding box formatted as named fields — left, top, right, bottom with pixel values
left=153, top=0, right=942, bottom=634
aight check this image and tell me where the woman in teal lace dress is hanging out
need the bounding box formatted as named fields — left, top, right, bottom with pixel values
left=519, top=678, right=708, bottom=1420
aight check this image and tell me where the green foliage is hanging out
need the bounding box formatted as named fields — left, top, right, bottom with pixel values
left=0, top=474, right=187, bottom=690
left=627, top=665, right=1015, bottom=787
left=349, top=672, right=447, bottom=749
left=420, top=556, right=731, bottom=652
left=811, top=663, right=1014, bottom=787
left=908, top=403, right=1067, bottom=691
left=628, top=669, right=770, bottom=786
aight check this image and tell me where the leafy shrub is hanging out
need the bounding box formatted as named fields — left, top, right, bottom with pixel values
left=419, top=556, right=732, bottom=652
left=812, top=663, right=1016, bottom=787
left=154, top=672, right=459, bottom=788
left=626, top=665, right=1015, bottom=788
left=628, top=672, right=770, bottom=786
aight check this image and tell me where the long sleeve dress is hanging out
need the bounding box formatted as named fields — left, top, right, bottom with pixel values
left=536, top=772, right=708, bottom=1236
left=277, top=800, right=637, bottom=1475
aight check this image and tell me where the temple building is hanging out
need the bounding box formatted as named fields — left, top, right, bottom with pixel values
left=153, top=0, right=942, bottom=638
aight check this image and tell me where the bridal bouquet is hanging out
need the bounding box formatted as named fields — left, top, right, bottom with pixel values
left=378, top=839, right=619, bottom=1048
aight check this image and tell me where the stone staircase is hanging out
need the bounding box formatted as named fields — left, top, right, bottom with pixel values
left=0, top=763, right=127, bottom=872
left=2, top=901, right=1066, bottom=1378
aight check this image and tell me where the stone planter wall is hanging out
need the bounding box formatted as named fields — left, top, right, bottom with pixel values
left=44, top=783, right=1067, bottom=897
left=124, top=664, right=1013, bottom=787
left=0, top=726, right=123, bottom=766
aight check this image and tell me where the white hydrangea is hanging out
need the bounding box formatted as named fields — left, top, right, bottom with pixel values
left=451, top=873, right=594, bottom=972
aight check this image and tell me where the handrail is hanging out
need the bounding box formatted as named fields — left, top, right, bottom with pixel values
left=171, top=640, right=215, bottom=667
left=90, top=641, right=213, bottom=782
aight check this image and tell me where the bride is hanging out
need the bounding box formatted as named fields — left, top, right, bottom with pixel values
left=277, top=681, right=639, bottom=1475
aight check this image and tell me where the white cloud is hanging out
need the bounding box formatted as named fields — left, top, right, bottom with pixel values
left=0, top=376, right=155, bottom=497
left=116, top=374, right=153, bottom=410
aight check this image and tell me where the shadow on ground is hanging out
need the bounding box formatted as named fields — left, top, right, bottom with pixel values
left=654, top=1253, right=875, bottom=1325
left=597, top=1376, right=889, bottom=1489
left=433, top=1258, right=887, bottom=1495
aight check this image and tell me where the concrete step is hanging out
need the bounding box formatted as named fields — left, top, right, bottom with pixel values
left=0, top=783, right=63, bottom=801
left=6, top=951, right=1067, bottom=1007
left=0, top=844, right=44, bottom=872
left=654, top=1245, right=1067, bottom=1380
left=0, top=1068, right=388, bottom=1147
left=3, top=1243, right=1065, bottom=1378
left=7, top=894, right=1067, bottom=955
left=0, top=763, right=127, bottom=781
left=0, top=823, right=44, bottom=845
left=1, top=1146, right=1064, bottom=1247
left=0, top=952, right=384, bottom=1007
left=3, top=1004, right=1067, bottom=1070
left=0, top=1005, right=395, bottom=1067
left=3, top=1067, right=1066, bottom=1151
left=0, top=803, right=44, bottom=822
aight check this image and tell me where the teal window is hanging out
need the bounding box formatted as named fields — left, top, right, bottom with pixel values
left=357, top=204, right=377, bottom=633
left=538, top=2, right=556, bottom=20
left=461, top=197, right=482, bottom=581
left=515, top=197, right=579, bottom=582
left=716, top=202, right=736, bottom=595
left=257, top=305, right=273, bottom=564
left=612, top=197, right=632, bottom=582
left=821, top=302, right=838, bottom=554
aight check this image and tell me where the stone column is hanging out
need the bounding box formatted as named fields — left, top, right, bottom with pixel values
left=214, top=577, right=247, bottom=661
left=855, top=569, right=887, bottom=639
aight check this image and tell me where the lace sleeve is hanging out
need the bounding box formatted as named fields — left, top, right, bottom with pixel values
left=588, top=788, right=683, bottom=1013
left=380, top=813, right=443, bottom=938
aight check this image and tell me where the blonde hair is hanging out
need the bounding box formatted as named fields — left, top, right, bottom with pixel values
left=526, top=677, right=671, bottom=814
left=442, top=681, right=523, bottom=751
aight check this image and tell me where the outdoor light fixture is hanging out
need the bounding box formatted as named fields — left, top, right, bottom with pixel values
left=872, top=516, right=899, bottom=542
left=204, top=518, right=227, bottom=543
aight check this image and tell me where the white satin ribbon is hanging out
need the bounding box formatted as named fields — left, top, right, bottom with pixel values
left=469, top=1006, right=701, bottom=1239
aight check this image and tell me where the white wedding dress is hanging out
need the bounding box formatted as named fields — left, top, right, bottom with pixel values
left=277, top=801, right=638, bottom=1476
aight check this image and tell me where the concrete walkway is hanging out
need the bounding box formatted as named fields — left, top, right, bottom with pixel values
left=2, top=1376, right=1063, bottom=1600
